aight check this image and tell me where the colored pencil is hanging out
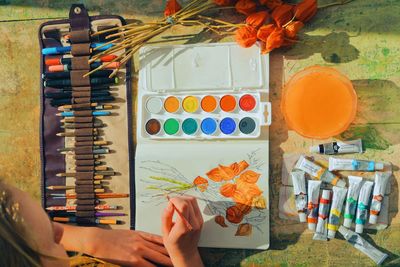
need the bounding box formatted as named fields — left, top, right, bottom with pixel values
left=61, top=122, right=104, bottom=129
left=57, top=111, right=111, bottom=117
left=56, top=130, right=98, bottom=137
left=48, top=62, right=120, bottom=72
left=45, top=55, right=117, bottom=66
left=166, top=195, right=193, bottom=231
left=72, top=141, right=108, bottom=146
left=51, top=96, right=115, bottom=106
left=56, top=171, right=115, bottom=177
left=47, top=211, right=126, bottom=217
left=61, top=117, right=95, bottom=123
left=42, top=43, right=114, bottom=55
left=46, top=185, right=104, bottom=191
left=66, top=154, right=101, bottom=160
left=58, top=104, right=113, bottom=111
left=46, top=91, right=111, bottom=99
left=46, top=204, right=119, bottom=211
left=57, top=146, right=105, bottom=152
left=44, top=77, right=118, bottom=88
left=49, top=193, right=129, bottom=199
left=52, top=217, right=122, bottom=225
left=43, top=70, right=113, bottom=80
left=60, top=148, right=109, bottom=154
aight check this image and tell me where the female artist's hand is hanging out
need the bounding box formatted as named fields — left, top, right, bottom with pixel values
left=59, top=224, right=173, bottom=267
left=162, top=196, right=204, bottom=267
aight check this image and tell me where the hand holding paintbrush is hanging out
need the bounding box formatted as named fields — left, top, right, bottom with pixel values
left=162, top=196, right=204, bottom=267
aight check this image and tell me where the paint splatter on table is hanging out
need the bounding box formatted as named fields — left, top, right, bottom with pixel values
left=0, top=1, right=399, bottom=266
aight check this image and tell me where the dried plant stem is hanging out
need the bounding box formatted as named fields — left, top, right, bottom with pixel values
left=318, top=0, right=354, bottom=9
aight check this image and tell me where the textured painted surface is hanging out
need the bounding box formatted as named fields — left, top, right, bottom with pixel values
left=0, top=1, right=399, bottom=266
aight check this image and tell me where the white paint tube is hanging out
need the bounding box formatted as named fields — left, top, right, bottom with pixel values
left=369, top=172, right=391, bottom=224
left=339, top=226, right=388, bottom=265
left=329, top=157, right=384, bottom=172
left=307, top=180, right=321, bottom=231
left=355, top=181, right=374, bottom=234
left=327, top=186, right=348, bottom=239
left=295, top=155, right=346, bottom=187
left=313, top=189, right=331, bottom=241
left=343, top=176, right=364, bottom=228
left=291, top=170, right=307, bottom=222
left=310, top=139, right=363, bottom=155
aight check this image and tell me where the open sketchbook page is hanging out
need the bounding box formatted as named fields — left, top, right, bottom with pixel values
left=135, top=141, right=270, bottom=249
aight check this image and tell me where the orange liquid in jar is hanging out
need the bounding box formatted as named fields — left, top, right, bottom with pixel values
left=282, top=66, right=357, bottom=139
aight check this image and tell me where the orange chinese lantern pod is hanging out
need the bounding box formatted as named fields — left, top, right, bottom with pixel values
left=263, top=27, right=284, bottom=53
left=246, top=11, right=270, bottom=29
left=284, top=21, right=304, bottom=39
left=294, top=0, right=317, bottom=22
left=193, top=176, right=208, bottom=192
left=164, top=0, right=182, bottom=17
left=237, top=160, right=249, bottom=173
left=214, top=0, right=236, bottom=6
left=235, top=25, right=258, bottom=48
left=271, top=4, right=293, bottom=27
left=257, top=24, right=276, bottom=42
left=235, top=0, right=257, bottom=16
left=238, top=170, right=260, bottom=184
left=236, top=180, right=263, bottom=198
left=259, top=0, right=283, bottom=10
left=215, top=215, right=228, bottom=227
left=236, top=203, right=252, bottom=215
left=220, top=183, right=237, bottom=197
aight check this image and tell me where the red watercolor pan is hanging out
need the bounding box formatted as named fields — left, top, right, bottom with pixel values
left=239, top=94, right=257, bottom=112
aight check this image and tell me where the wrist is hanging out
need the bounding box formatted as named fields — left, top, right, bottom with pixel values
left=169, top=249, right=203, bottom=267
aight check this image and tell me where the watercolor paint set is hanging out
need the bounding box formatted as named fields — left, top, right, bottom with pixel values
left=135, top=43, right=271, bottom=249
left=137, top=42, right=271, bottom=140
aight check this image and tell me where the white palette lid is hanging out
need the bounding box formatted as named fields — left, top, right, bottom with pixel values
left=139, top=42, right=269, bottom=93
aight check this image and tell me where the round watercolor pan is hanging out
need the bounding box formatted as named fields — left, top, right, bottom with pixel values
left=239, top=117, right=256, bottom=134
left=182, top=118, right=198, bottom=135
left=201, top=118, right=217, bottom=135
left=220, top=117, right=237, bottom=135
left=164, top=96, right=180, bottom=113
left=220, top=95, right=237, bottom=112
left=239, top=94, right=257, bottom=112
left=164, top=118, right=180, bottom=135
left=201, top=95, right=218, bottom=113
left=145, top=118, right=161, bottom=135
left=146, top=97, right=163, bottom=114
left=182, top=96, right=199, bottom=113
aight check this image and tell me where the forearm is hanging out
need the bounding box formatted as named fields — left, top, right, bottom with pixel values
left=170, top=249, right=204, bottom=267
left=58, top=223, right=98, bottom=254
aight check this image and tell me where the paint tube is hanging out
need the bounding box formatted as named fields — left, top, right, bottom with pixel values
left=355, top=181, right=374, bottom=234
left=327, top=186, right=347, bottom=239
left=369, top=172, right=391, bottom=224
left=307, top=180, right=321, bottom=231
left=295, top=155, right=346, bottom=187
left=343, top=176, right=363, bottom=228
left=310, top=139, right=363, bottom=155
left=313, top=189, right=331, bottom=241
left=291, top=170, right=307, bottom=222
left=338, top=226, right=388, bottom=265
left=329, top=157, right=384, bottom=172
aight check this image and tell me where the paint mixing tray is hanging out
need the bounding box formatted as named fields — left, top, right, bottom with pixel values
left=138, top=42, right=271, bottom=140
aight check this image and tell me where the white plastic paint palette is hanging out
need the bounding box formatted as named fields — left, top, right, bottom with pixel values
left=142, top=92, right=271, bottom=139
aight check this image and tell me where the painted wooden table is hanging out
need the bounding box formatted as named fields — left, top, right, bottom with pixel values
left=0, top=1, right=399, bottom=266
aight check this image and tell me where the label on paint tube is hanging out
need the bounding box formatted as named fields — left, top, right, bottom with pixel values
left=310, top=139, right=363, bottom=155
left=329, top=157, right=385, bottom=172
left=295, top=156, right=344, bottom=187
left=369, top=172, right=391, bottom=224
left=327, top=186, right=347, bottom=239
left=307, top=180, right=321, bottom=231
left=355, top=181, right=374, bottom=234
left=313, top=189, right=331, bottom=241
left=291, top=170, right=307, bottom=222
left=339, top=226, right=388, bottom=265
left=343, top=176, right=363, bottom=228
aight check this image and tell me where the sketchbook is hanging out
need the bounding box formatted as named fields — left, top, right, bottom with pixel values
left=135, top=42, right=271, bottom=249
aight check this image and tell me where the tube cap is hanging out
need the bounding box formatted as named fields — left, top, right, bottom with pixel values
left=336, top=179, right=346, bottom=188
left=369, top=214, right=378, bottom=224
left=299, top=212, right=307, bottom=222
left=327, top=230, right=337, bottom=239
left=343, top=218, right=353, bottom=228
left=310, top=145, right=320, bottom=153
left=375, top=162, right=384, bottom=170
left=355, top=223, right=364, bottom=234
left=308, top=222, right=316, bottom=231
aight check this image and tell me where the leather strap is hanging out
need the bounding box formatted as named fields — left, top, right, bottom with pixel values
left=76, top=172, right=94, bottom=180
left=71, top=70, right=90, bottom=86
left=76, top=211, right=96, bottom=217
left=75, top=180, right=95, bottom=186
left=71, top=56, right=90, bottom=70
left=76, top=193, right=95, bottom=199
left=74, top=146, right=93, bottom=155
left=71, top=43, right=91, bottom=56
left=76, top=165, right=95, bottom=172
left=70, top=29, right=91, bottom=43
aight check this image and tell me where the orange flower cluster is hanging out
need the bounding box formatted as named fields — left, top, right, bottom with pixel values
left=232, top=0, right=317, bottom=53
